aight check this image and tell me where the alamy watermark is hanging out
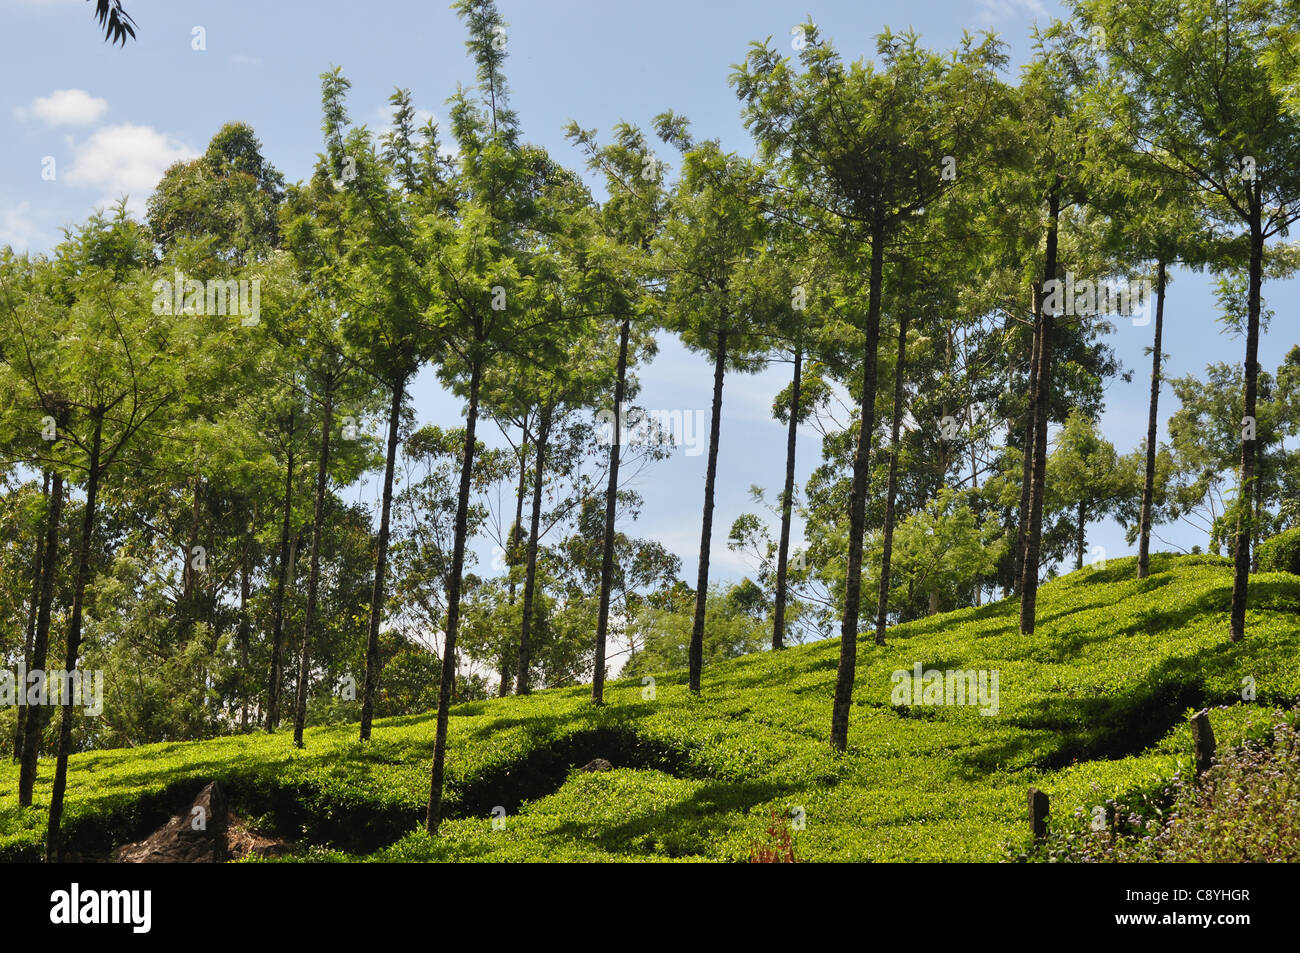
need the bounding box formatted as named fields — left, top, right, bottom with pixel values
left=595, top=403, right=706, bottom=457
left=1, top=665, right=103, bottom=716
left=1043, top=272, right=1152, bottom=326
left=890, top=663, right=999, bottom=716
left=151, top=269, right=261, bottom=326
left=50, top=883, right=150, bottom=933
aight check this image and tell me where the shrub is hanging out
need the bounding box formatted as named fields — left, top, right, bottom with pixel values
left=1017, top=706, right=1300, bottom=862
left=1257, top=527, right=1300, bottom=575
left=748, top=810, right=797, bottom=863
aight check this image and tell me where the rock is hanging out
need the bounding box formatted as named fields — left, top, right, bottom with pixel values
left=118, top=781, right=228, bottom=863
left=579, top=758, right=614, bottom=772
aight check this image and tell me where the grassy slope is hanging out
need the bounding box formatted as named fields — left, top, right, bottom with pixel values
left=2, top=553, right=1297, bottom=862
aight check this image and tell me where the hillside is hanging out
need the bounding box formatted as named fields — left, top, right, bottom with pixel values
left=3, top=553, right=1298, bottom=863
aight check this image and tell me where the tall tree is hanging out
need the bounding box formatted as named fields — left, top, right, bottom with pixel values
left=735, top=24, right=1005, bottom=747
left=24, top=212, right=189, bottom=860
left=1011, top=40, right=1101, bottom=635
left=11, top=471, right=50, bottom=763
left=423, top=0, right=576, bottom=832
left=653, top=114, right=768, bottom=694
left=564, top=121, right=667, bottom=704
left=1076, top=0, right=1300, bottom=640
left=302, top=75, right=444, bottom=742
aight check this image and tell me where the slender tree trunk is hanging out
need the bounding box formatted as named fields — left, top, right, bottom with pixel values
left=1230, top=213, right=1263, bottom=643
left=516, top=403, right=552, bottom=696
left=833, top=219, right=885, bottom=752
left=773, top=346, right=803, bottom=651
left=689, top=325, right=728, bottom=693
left=238, top=528, right=251, bottom=731
left=427, top=361, right=482, bottom=833
left=932, top=328, right=953, bottom=622
left=497, top=654, right=512, bottom=698
left=45, top=412, right=103, bottom=862
left=266, top=409, right=294, bottom=731
left=181, top=479, right=202, bottom=632
left=1019, top=188, right=1061, bottom=635
left=1251, top=466, right=1264, bottom=573
left=1015, top=300, right=1042, bottom=594
left=968, top=396, right=981, bottom=608
left=293, top=380, right=335, bottom=747
left=1137, top=260, right=1166, bottom=579
left=360, top=375, right=406, bottom=740
left=14, top=472, right=50, bottom=763
left=499, top=427, right=529, bottom=697
left=18, top=468, right=62, bottom=804
left=1075, top=501, right=1086, bottom=571
left=593, top=317, right=630, bottom=703
left=875, top=314, right=909, bottom=645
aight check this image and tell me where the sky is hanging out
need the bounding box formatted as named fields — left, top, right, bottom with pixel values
left=2, top=0, right=1297, bottom=616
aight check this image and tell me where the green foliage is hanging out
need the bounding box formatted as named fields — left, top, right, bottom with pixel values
left=622, top=582, right=768, bottom=679
left=1256, top=527, right=1300, bottom=575
left=147, top=122, right=285, bottom=266
left=3, top=555, right=1297, bottom=862
left=877, top=487, right=1004, bottom=616
left=8, top=0, right=1300, bottom=865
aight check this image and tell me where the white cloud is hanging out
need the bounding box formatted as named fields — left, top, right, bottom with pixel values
left=15, top=89, right=109, bottom=126
left=0, top=201, right=43, bottom=252
left=64, top=124, right=198, bottom=214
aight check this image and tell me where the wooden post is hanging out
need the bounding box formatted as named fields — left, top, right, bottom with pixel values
left=1029, top=786, right=1049, bottom=840
left=1192, top=708, right=1216, bottom=780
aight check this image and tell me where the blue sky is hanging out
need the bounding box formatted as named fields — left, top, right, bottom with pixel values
left=3, top=0, right=1296, bottom=602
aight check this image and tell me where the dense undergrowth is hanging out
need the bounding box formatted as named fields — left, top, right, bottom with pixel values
left=1015, top=704, right=1300, bottom=862
left=2, top=553, right=1297, bottom=862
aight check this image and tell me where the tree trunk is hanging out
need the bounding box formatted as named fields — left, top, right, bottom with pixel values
left=773, top=346, right=802, bottom=651
left=427, top=361, right=482, bottom=833
left=1018, top=187, right=1061, bottom=635
left=875, top=315, right=908, bottom=645
left=14, top=472, right=50, bottom=763
left=360, top=375, right=406, bottom=740
left=293, top=379, right=334, bottom=747
left=1230, top=212, right=1263, bottom=643
left=18, top=468, right=63, bottom=805
left=832, top=218, right=885, bottom=751
left=1076, top=501, right=1086, bottom=571
left=968, top=393, right=981, bottom=607
left=45, top=411, right=103, bottom=862
left=496, top=654, right=512, bottom=698
left=238, top=527, right=251, bottom=731
left=689, top=324, right=727, bottom=693
left=266, top=408, right=294, bottom=731
left=1015, top=298, right=1043, bottom=595
left=499, top=426, right=530, bottom=697
left=181, top=478, right=202, bottom=634
left=1251, top=463, right=1264, bottom=573
left=593, top=317, right=630, bottom=703
left=1137, top=260, right=1166, bottom=579
left=516, top=403, right=552, bottom=696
